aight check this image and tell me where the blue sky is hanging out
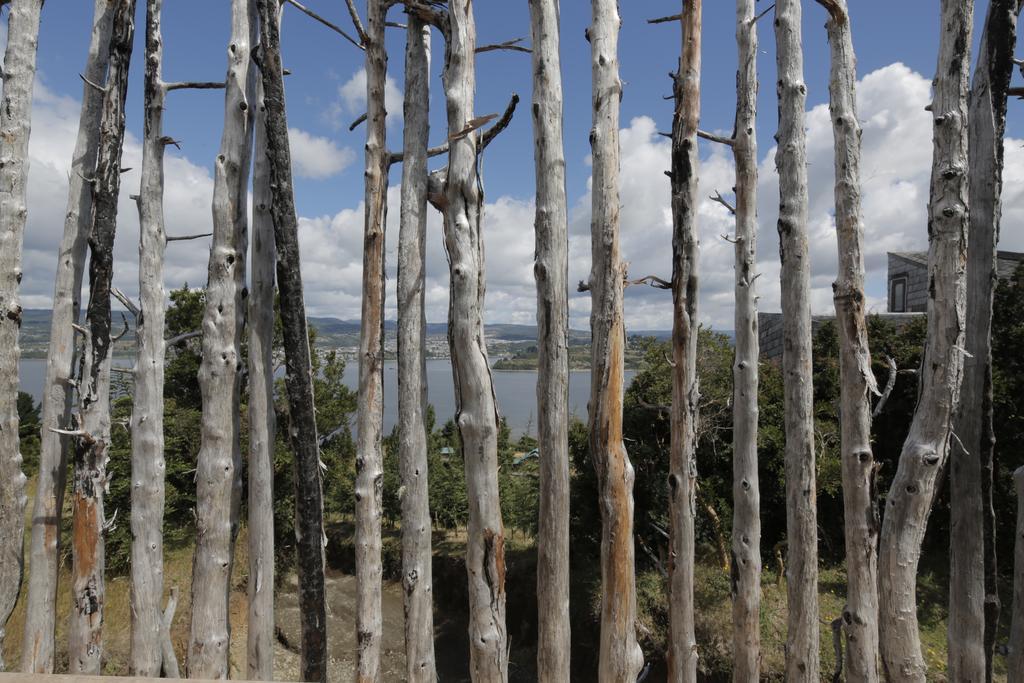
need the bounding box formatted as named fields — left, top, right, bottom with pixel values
left=14, top=1, right=1024, bottom=330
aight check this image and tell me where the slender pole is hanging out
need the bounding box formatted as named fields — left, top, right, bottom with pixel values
left=667, top=1, right=701, bottom=680
left=588, top=1, right=644, bottom=680
left=730, top=1, right=762, bottom=679
left=0, top=0, right=43, bottom=669
left=528, top=1, right=571, bottom=680
left=129, top=0, right=170, bottom=674
left=189, top=0, right=256, bottom=676
left=396, top=13, right=437, bottom=683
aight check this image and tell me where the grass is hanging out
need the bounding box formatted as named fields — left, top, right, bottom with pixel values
left=2, top=482, right=1003, bottom=681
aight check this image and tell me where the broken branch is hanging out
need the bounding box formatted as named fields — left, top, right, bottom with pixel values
left=284, top=0, right=364, bottom=49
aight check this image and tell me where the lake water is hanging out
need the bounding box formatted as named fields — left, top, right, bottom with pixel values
left=18, top=357, right=635, bottom=437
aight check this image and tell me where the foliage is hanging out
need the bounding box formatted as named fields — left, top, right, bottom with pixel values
left=18, top=390, right=41, bottom=476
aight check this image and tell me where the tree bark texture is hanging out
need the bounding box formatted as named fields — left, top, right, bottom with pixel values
left=667, top=2, right=701, bottom=681
left=950, top=2, right=1018, bottom=680
left=1008, top=467, right=1024, bottom=681
left=588, top=1, right=644, bottom=681
left=129, top=0, right=169, bottom=674
left=22, top=2, right=114, bottom=671
left=255, top=2, right=327, bottom=679
left=817, top=2, right=880, bottom=680
left=397, top=14, right=437, bottom=683
left=528, top=1, right=571, bottom=681
left=355, top=2, right=388, bottom=680
left=247, top=6, right=281, bottom=682
left=189, top=0, right=256, bottom=677
left=441, top=1, right=508, bottom=679
left=69, top=0, right=137, bottom=673
left=774, top=0, right=819, bottom=678
left=730, top=2, right=762, bottom=680
left=878, top=1, right=972, bottom=679
left=0, top=0, right=42, bottom=671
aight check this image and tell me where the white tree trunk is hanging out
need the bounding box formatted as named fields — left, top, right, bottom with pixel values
left=396, top=14, right=437, bottom=683
left=69, top=1, right=138, bottom=673
left=878, top=1, right=972, bottom=679
left=817, top=2, right=880, bottom=680
left=667, top=2, right=701, bottom=681
left=730, top=2, right=762, bottom=680
left=189, top=0, right=256, bottom=677
left=129, top=0, right=169, bottom=675
left=440, top=1, right=508, bottom=679
left=254, top=2, right=327, bottom=678
left=950, top=2, right=1018, bottom=679
left=1008, top=467, right=1024, bottom=681
left=247, top=6, right=281, bottom=681
left=355, top=2, right=388, bottom=680
left=21, top=2, right=114, bottom=671
left=588, top=2, right=644, bottom=681
left=528, top=1, right=571, bottom=681
left=774, top=0, right=819, bottom=678
left=0, top=0, right=42, bottom=671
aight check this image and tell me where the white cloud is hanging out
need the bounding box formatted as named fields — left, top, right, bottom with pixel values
left=287, top=127, right=355, bottom=179
left=328, top=67, right=403, bottom=129
left=18, top=62, right=1024, bottom=337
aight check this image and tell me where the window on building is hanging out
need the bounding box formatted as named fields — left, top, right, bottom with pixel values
left=890, top=276, right=907, bottom=313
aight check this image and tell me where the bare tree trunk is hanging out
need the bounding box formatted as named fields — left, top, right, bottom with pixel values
left=816, top=2, right=879, bottom=680
left=528, top=1, right=571, bottom=681
left=0, top=0, right=43, bottom=670
left=254, top=2, right=327, bottom=679
left=439, top=1, right=508, bottom=679
left=189, top=0, right=256, bottom=677
left=1009, top=467, right=1024, bottom=681
left=69, top=1, right=138, bottom=673
left=129, top=0, right=169, bottom=674
left=667, top=2, right=701, bottom=681
left=951, top=2, right=1019, bottom=680
left=730, top=2, right=762, bottom=680
left=22, top=2, right=114, bottom=671
left=878, top=1, right=972, bottom=679
left=774, top=0, right=819, bottom=678
left=247, top=5, right=281, bottom=681
left=355, top=2, right=388, bottom=680
left=588, top=1, right=644, bottom=681
left=396, top=14, right=437, bottom=683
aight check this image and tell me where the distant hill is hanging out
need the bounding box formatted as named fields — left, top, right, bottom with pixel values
left=22, top=309, right=682, bottom=357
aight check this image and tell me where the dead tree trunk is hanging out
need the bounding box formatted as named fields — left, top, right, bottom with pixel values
left=730, top=1, right=762, bottom=680
left=528, top=1, right=571, bottom=681
left=69, top=0, right=138, bottom=673
left=588, top=1, right=644, bottom=681
left=950, top=2, right=1019, bottom=680
left=1009, top=467, right=1024, bottom=680
left=22, top=2, right=114, bottom=671
left=439, top=1, right=508, bottom=679
left=0, top=0, right=43, bottom=670
left=666, top=3, right=701, bottom=681
left=355, top=2, right=388, bottom=680
left=816, top=2, right=879, bottom=681
left=254, top=1, right=327, bottom=679
left=774, top=0, right=819, bottom=678
left=878, top=1, right=972, bottom=680
left=129, top=0, right=169, bottom=674
left=189, top=0, right=256, bottom=677
left=247, top=5, right=281, bottom=681
left=396, top=14, right=437, bottom=683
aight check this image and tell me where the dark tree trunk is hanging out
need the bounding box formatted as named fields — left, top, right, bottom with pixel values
left=255, top=2, right=327, bottom=680
left=69, top=0, right=138, bottom=673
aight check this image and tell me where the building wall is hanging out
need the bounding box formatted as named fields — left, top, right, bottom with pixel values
left=887, top=253, right=929, bottom=313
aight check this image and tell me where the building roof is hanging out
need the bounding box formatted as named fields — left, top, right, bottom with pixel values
left=890, top=251, right=1024, bottom=279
